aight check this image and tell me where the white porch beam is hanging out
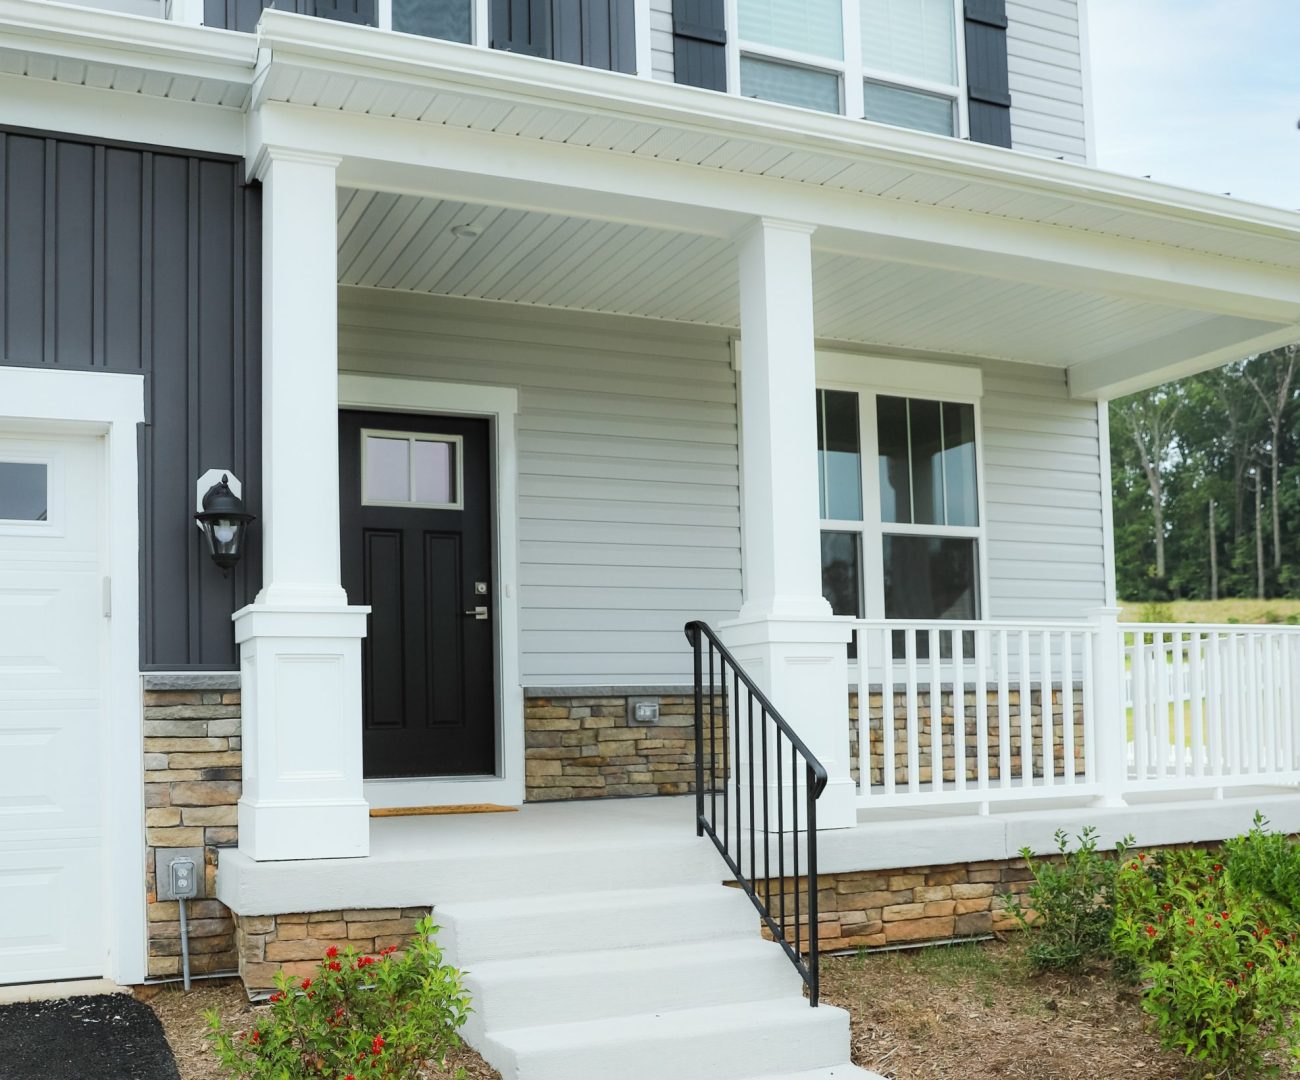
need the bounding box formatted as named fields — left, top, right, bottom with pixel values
left=233, top=148, right=370, bottom=862
left=1069, top=321, right=1300, bottom=400
left=251, top=104, right=1300, bottom=328
left=721, top=219, right=857, bottom=830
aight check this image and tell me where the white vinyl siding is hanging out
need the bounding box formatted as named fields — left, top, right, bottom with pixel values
left=650, top=0, right=676, bottom=80
left=1005, top=0, right=1089, bottom=163
left=338, top=288, right=741, bottom=687
left=979, top=359, right=1106, bottom=619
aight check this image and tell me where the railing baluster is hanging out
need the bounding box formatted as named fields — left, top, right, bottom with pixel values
left=929, top=629, right=942, bottom=792
left=1227, top=633, right=1241, bottom=775
left=733, top=667, right=742, bottom=871
left=1173, top=630, right=1186, bottom=780
left=1133, top=633, right=1148, bottom=781
left=761, top=698, right=770, bottom=918
left=975, top=628, right=990, bottom=792
left=953, top=630, right=966, bottom=793
left=1040, top=629, right=1054, bottom=788
left=1154, top=631, right=1169, bottom=779
left=748, top=692, right=756, bottom=894
left=709, top=640, right=717, bottom=829
left=776, top=731, right=785, bottom=940
left=1206, top=632, right=1222, bottom=777
left=792, top=742, right=800, bottom=961
left=693, top=626, right=704, bottom=837
left=1263, top=634, right=1278, bottom=775
left=1286, top=635, right=1297, bottom=772
left=1081, top=629, right=1095, bottom=783
left=1189, top=632, right=1204, bottom=778
left=1018, top=630, right=1033, bottom=786
left=906, top=630, right=919, bottom=794
left=806, top=763, right=819, bottom=1006
left=998, top=629, right=1011, bottom=790
left=1062, top=631, right=1075, bottom=785
left=881, top=626, right=896, bottom=797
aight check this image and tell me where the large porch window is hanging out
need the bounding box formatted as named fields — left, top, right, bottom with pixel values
left=735, top=0, right=964, bottom=136
left=816, top=381, right=985, bottom=634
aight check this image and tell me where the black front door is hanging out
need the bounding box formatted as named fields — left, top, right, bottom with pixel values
left=340, top=411, right=496, bottom=779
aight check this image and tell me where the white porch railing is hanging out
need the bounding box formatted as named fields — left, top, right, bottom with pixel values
left=846, top=617, right=1300, bottom=812
left=1125, top=624, right=1300, bottom=791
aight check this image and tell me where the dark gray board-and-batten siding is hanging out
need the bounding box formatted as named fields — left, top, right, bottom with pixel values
left=0, top=128, right=262, bottom=670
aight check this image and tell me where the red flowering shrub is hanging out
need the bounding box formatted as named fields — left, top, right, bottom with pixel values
left=205, top=916, right=471, bottom=1079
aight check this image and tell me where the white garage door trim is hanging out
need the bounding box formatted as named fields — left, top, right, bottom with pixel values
left=0, top=368, right=145, bottom=986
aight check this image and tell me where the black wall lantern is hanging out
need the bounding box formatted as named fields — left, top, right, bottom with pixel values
left=195, top=472, right=254, bottom=574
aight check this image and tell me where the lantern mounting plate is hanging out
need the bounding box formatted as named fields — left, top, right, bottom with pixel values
left=195, top=469, right=242, bottom=528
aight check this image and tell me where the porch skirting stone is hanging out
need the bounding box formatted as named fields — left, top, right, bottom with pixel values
left=234, top=908, right=430, bottom=990
left=142, top=688, right=242, bottom=979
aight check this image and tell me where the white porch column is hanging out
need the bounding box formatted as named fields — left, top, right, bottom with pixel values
left=1089, top=606, right=1130, bottom=807
left=721, top=218, right=857, bottom=830
left=233, top=148, right=370, bottom=861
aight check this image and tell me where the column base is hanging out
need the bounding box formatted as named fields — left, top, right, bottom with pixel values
left=719, top=614, right=858, bottom=831
left=234, top=603, right=371, bottom=861
left=238, top=797, right=370, bottom=861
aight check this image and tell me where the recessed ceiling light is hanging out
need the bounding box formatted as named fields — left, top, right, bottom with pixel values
left=450, top=224, right=482, bottom=240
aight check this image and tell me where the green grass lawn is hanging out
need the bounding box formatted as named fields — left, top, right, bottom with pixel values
left=1119, top=598, right=1300, bottom=625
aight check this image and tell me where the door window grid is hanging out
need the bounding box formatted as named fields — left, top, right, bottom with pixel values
left=361, top=431, right=464, bottom=510
left=730, top=0, right=966, bottom=135
left=817, top=386, right=985, bottom=627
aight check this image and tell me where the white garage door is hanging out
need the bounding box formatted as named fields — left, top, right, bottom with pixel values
left=0, top=431, right=106, bottom=984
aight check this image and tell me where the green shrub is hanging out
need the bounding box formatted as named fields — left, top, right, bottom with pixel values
left=1225, top=813, right=1300, bottom=922
left=1286, top=614, right=1300, bottom=626
left=205, top=916, right=471, bottom=1079
left=1002, top=827, right=1131, bottom=972
left=1262, top=609, right=1284, bottom=625
left=1140, top=601, right=1175, bottom=624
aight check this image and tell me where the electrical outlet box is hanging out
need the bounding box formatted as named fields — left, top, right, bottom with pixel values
left=628, top=697, right=660, bottom=725
left=156, top=847, right=204, bottom=901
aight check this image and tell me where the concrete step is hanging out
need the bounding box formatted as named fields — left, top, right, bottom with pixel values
left=483, top=997, right=851, bottom=1080
left=437, top=883, right=756, bottom=964
left=462, top=937, right=801, bottom=1038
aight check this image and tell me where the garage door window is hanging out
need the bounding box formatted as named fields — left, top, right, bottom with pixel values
left=0, top=462, right=48, bottom=522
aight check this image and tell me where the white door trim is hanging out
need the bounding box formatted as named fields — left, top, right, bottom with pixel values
left=0, top=367, right=146, bottom=986
left=338, top=373, right=524, bottom=808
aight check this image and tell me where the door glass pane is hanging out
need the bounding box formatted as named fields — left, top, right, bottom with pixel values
left=942, top=401, right=978, bottom=526
left=821, top=531, right=862, bottom=617
left=863, top=81, right=955, bottom=135
left=740, top=57, right=842, bottom=113
left=876, top=395, right=911, bottom=524
left=364, top=437, right=410, bottom=503
left=413, top=439, right=456, bottom=504
left=393, top=0, right=472, bottom=42
left=882, top=535, right=978, bottom=621
left=817, top=390, right=862, bottom=520
left=0, top=463, right=47, bottom=521
left=740, top=0, right=843, bottom=59
left=860, top=0, right=956, bottom=84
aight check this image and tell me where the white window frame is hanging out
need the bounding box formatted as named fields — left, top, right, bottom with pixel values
left=726, top=0, right=969, bottom=136
left=360, top=429, right=465, bottom=510
left=815, top=353, right=988, bottom=622
left=0, top=452, right=61, bottom=535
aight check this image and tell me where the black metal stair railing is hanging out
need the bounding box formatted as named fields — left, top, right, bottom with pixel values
left=684, top=620, right=828, bottom=1006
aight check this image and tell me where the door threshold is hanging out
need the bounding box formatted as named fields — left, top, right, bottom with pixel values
left=363, top=776, right=522, bottom=810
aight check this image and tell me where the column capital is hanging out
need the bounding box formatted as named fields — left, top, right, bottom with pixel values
left=734, top=217, right=818, bottom=245
left=250, top=144, right=343, bottom=182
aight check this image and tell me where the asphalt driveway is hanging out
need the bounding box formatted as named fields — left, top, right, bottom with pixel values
left=0, top=994, right=181, bottom=1080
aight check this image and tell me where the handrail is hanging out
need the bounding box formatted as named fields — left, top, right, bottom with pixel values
left=684, top=619, right=827, bottom=1006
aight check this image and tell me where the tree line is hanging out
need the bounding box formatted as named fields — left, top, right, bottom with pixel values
left=1110, top=344, right=1300, bottom=602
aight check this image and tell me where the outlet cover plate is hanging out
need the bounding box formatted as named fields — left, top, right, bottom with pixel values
left=156, top=847, right=204, bottom=901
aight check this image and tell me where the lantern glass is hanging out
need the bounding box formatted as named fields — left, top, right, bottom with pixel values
left=195, top=474, right=254, bottom=573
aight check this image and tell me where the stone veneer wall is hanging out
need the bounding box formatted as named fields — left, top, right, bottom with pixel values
left=142, top=676, right=242, bottom=979
left=234, top=909, right=431, bottom=990
left=848, top=687, right=1086, bottom=787
left=524, top=692, right=726, bottom=802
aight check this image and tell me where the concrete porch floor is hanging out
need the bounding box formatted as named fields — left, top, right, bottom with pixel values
left=217, top=787, right=1300, bottom=918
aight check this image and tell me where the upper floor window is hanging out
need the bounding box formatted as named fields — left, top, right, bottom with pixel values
left=736, top=0, right=964, bottom=136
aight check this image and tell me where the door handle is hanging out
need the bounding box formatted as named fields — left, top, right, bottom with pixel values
left=464, top=606, right=489, bottom=620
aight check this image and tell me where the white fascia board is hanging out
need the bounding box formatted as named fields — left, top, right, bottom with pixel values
left=259, top=103, right=1300, bottom=326
left=1069, top=322, right=1300, bottom=401
left=0, top=0, right=256, bottom=77
left=0, top=73, right=246, bottom=157
left=252, top=10, right=1300, bottom=250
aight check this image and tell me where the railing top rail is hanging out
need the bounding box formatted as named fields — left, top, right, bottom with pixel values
left=848, top=617, right=1094, bottom=632
left=1121, top=622, right=1300, bottom=634
left=683, top=620, right=829, bottom=796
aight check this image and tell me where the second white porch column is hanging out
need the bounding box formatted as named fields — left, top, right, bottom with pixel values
left=232, top=148, right=370, bottom=861
left=721, top=218, right=857, bottom=829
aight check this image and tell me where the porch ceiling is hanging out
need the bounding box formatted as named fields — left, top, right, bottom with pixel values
left=338, top=188, right=1292, bottom=384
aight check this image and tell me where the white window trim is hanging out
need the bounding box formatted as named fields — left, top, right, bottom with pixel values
left=360, top=428, right=464, bottom=510
left=815, top=354, right=989, bottom=623
left=727, top=0, right=968, bottom=135
left=338, top=373, right=524, bottom=810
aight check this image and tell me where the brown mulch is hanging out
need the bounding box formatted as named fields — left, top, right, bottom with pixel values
left=144, top=980, right=500, bottom=1080
left=821, top=938, right=1189, bottom=1080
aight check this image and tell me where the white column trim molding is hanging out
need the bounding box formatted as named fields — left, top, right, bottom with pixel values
left=338, top=373, right=525, bottom=809
left=0, top=366, right=147, bottom=985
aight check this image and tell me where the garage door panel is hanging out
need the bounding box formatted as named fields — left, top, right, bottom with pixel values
left=0, top=432, right=105, bottom=985
left=0, top=843, right=103, bottom=982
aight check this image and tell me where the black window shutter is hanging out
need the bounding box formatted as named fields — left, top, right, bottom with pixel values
left=963, top=0, right=1012, bottom=147
left=308, top=0, right=378, bottom=24
left=552, top=0, right=636, bottom=71
left=672, top=0, right=726, bottom=91
left=492, top=0, right=553, bottom=56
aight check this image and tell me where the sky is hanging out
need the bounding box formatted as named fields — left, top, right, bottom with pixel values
left=1086, top=0, right=1300, bottom=210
